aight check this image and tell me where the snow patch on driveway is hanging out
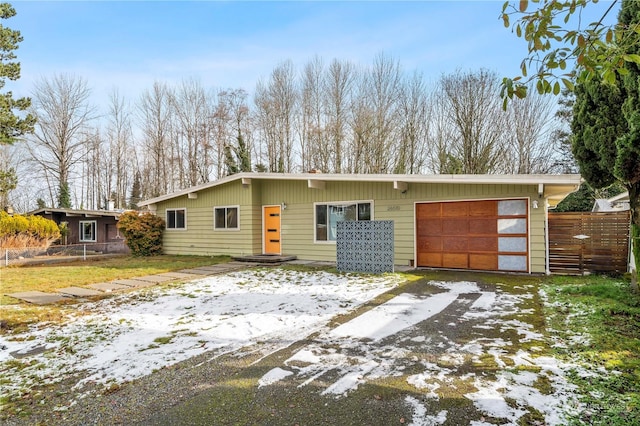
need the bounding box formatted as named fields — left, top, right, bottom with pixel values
left=259, top=279, right=584, bottom=425
left=330, top=292, right=458, bottom=341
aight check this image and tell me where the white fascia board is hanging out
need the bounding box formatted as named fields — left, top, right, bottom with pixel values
left=138, top=172, right=582, bottom=205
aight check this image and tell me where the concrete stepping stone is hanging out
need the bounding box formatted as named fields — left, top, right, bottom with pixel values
left=57, top=287, right=103, bottom=297
left=112, top=278, right=156, bottom=288
left=6, top=291, right=71, bottom=305
left=87, top=282, right=130, bottom=292
left=176, top=269, right=210, bottom=275
left=178, top=268, right=221, bottom=276
left=134, top=275, right=175, bottom=284
left=189, top=265, right=233, bottom=272
left=157, top=272, right=201, bottom=280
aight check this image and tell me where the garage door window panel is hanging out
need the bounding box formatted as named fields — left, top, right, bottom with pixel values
left=498, top=237, right=527, bottom=253
left=498, top=199, right=527, bottom=216
left=498, top=218, right=527, bottom=234
left=499, top=255, right=528, bottom=271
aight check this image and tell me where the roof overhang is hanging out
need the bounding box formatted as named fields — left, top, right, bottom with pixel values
left=608, top=191, right=630, bottom=203
left=137, top=172, right=582, bottom=207
left=28, top=208, right=126, bottom=219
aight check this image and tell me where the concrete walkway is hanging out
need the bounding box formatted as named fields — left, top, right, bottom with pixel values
left=6, top=261, right=259, bottom=305
left=6, top=260, right=414, bottom=305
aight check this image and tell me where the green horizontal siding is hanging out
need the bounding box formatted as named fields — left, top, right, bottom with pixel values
left=151, top=178, right=549, bottom=273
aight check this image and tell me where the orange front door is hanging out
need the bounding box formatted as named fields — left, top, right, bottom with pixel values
left=263, top=206, right=281, bottom=254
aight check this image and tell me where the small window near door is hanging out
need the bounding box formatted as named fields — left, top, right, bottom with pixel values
left=166, top=208, right=186, bottom=230
left=214, top=206, right=239, bottom=230
left=79, top=221, right=97, bottom=242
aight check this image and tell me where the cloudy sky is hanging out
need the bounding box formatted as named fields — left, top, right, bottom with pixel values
left=9, top=0, right=619, bottom=109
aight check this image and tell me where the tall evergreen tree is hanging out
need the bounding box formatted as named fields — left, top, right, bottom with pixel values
left=552, top=90, right=578, bottom=173
left=0, top=166, right=16, bottom=209
left=572, top=0, right=640, bottom=287
left=57, top=181, right=71, bottom=208
left=0, top=3, right=34, bottom=145
left=223, top=144, right=238, bottom=176
left=128, top=171, right=142, bottom=210
left=236, top=131, right=251, bottom=172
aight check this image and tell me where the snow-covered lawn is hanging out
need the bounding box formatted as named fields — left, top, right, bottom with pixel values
left=0, top=268, right=400, bottom=407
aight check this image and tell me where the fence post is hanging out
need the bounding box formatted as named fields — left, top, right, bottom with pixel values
left=83, top=244, right=86, bottom=261
left=4, top=249, right=7, bottom=267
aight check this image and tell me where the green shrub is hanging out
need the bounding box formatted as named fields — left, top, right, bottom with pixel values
left=117, top=211, right=165, bottom=256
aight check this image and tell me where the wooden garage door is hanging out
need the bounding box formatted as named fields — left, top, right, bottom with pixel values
left=416, top=199, right=529, bottom=272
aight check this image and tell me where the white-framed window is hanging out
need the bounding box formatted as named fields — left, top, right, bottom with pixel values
left=315, top=201, right=372, bottom=242
left=214, top=206, right=239, bottom=230
left=79, top=220, right=97, bottom=242
left=166, top=208, right=186, bottom=230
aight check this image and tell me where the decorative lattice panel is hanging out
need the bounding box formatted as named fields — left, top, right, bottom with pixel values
left=336, top=220, right=394, bottom=273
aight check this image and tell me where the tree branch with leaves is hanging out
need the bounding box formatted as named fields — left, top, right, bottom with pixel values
left=500, top=0, right=640, bottom=105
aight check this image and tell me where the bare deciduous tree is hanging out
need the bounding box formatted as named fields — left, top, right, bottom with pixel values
left=396, top=71, right=431, bottom=174
left=324, top=59, right=354, bottom=173
left=28, top=73, right=96, bottom=207
left=106, top=90, right=134, bottom=209
left=170, top=78, right=215, bottom=186
left=254, top=60, right=297, bottom=172
left=505, top=89, right=558, bottom=174
left=356, top=53, right=402, bottom=173
left=299, top=56, right=326, bottom=172
left=216, top=88, right=252, bottom=175
left=137, top=81, right=173, bottom=198
left=435, top=69, right=508, bottom=174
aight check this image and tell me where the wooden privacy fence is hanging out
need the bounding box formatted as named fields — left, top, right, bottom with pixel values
left=548, top=211, right=630, bottom=274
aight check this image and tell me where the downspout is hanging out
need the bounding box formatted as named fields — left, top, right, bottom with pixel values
left=545, top=200, right=550, bottom=275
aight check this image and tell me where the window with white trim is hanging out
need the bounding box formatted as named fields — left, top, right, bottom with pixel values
left=214, top=206, right=239, bottom=230
left=79, top=221, right=97, bottom=242
left=315, top=201, right=372, bottom=242
left=166, top=208, right=186, bottom=230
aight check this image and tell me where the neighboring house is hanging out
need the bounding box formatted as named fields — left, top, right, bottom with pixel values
left=138, top=172, right=581, bottom=274
left=592, top=191, right=630, bottom=212
left=30, top=208, right=126, bottom=247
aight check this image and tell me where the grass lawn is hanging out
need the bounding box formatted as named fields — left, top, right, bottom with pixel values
left=542, top=274, right=640, bottom=425
left=0, top=255, right=231, bottom=333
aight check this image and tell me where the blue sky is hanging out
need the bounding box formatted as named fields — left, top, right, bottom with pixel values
left=9, top=0, right=620, bottom=110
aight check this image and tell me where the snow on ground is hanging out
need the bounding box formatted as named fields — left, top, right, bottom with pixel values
left=259, top=280, right=587, bottom=425
left=0, top=268, right=400, bottom=405
left=2, top=270, right=598, bottom=424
